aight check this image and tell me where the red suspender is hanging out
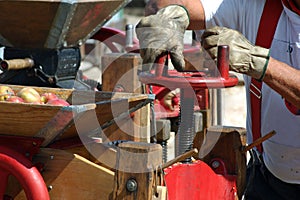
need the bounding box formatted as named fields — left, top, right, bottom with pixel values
left=250, top=0, right=283, bottom=153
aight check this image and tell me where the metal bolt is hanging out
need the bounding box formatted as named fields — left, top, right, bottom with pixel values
left=125, top=24, right=134, bottom=48
left=211, top=160, right=220, bottom=169
left=48, top=185, right=53, bottom=191
left=126, top=179, right=138, bottom=192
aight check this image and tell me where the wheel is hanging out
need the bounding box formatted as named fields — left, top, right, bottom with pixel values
left=0, top=146, right=49, bottom=200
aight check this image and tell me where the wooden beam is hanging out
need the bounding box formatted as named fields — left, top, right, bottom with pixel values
left=111, top=142, right=162, bottom=200
left=101, top=53, right=150, bottom=142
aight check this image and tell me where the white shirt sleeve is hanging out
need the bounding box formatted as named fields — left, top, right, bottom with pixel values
left=199, top=0, right=265, bottom=43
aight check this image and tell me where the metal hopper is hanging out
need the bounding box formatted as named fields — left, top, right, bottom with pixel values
left=0, top=0, right=130, bottom=49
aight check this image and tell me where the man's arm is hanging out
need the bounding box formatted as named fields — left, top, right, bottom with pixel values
left=144, top=0, right=206, bottom=30
left=201, top=26, right=300, bottom=109
left=264, top=58, right=300, bottom=108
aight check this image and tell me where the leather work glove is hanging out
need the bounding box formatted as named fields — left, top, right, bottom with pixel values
left=136, top=5, right=189, bottom=71
left=201, top=26, right=270, bottom=81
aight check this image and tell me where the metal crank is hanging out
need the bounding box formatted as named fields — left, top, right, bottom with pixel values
left=139, top=45, right=238, bottom=160
left=139, top=46, right=240, bottom=200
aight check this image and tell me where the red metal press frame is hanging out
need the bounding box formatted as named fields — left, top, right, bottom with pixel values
left=139, top=46, right=239, bottom=199
left=0, top=135, right=50, bottom=200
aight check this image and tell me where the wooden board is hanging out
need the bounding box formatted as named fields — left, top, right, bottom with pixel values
left=7, top=148, right=115, bottom=200
left=101, top=53, right=151, bottom=142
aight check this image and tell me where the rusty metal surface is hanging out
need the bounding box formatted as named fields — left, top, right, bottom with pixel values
left=0, top=0, right=130, bottom=49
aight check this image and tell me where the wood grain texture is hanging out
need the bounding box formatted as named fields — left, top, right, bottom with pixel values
left=111, top=142, right=162, bottom=200
left=7, top=148, right=115, bottom=200
left=193, top=126, right=247, bottom=199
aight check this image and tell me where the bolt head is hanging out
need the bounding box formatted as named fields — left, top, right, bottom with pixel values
left=126, top=179, right=138, bottom=192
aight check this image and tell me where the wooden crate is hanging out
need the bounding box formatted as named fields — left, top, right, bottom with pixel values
left=0, top=84, right=153, bottom=146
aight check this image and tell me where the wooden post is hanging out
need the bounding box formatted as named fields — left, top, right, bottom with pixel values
left=111, top=142, right=162, bottom=200
left=101, top=53, right=150, bottom=143
left=101, top=53, right=142, bottom=93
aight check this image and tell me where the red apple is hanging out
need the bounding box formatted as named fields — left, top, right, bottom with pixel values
left=0, top=85, right=15, bottom=101
left=46, top=99, right=70, bottom=106
left=40, top=92, right=58, bottom=103
left=17, top=87, right=41, bottom=104
left=6, top=96, right=25, bottom=103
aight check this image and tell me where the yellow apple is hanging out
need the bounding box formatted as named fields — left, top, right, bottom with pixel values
left=17, top=87, right=41, bottom=104
left=0, top=85, right=15, bottom=101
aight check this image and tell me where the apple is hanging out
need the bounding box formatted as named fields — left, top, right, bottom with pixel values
left=0, top=94, right=12, bottom=101
left=0, top=85, right=15, bottom=101
left=17, top=87, right=41, bottom=104
left=40, top=92, right=58, bottom=103
left=46, top=99, right=70, bottom=106
left=6, top=96, right=24, bottom=103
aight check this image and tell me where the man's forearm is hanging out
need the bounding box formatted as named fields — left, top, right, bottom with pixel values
left=264, top=57, right=300, bottom=108
left=144, top=0, right=206, bottom=30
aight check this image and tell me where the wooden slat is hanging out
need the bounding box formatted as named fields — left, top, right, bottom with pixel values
left=36, top=104, right=96, bottom=147
left=8, top=148, right=115, bottom=200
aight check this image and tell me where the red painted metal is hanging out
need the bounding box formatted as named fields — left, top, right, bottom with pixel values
left=164, top=160, right=238, bottom=200
left=217, top=45, right=230, bottom=79
left=139, top=68, right=238, bottom=90
left=210, top=158, right=228, bottom=175
left=0, top=135, right=43, bottom=160
left=195, top=89, right=210, bottom=110
left=139, top=47, right=237, bottom=120
left=91, top=26, right=140, bottom=53
left=0, top=145, right=50, bottom=200
left=139, top=48, right=238, bottom=90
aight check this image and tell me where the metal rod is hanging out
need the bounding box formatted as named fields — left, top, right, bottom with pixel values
left=125, top=24, right=134, bottom=48
left=216, top=89, right=223, bottom=125
left=161, top=148, right=198, bottom=169
left=241, top=130, right=276, bottom=153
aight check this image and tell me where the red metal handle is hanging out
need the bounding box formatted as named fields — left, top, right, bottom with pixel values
left=217, top=45, right=229, bottom=79
left=153, top=53, right=169, bottom=77
left=139, top=45, right=238, bottom=90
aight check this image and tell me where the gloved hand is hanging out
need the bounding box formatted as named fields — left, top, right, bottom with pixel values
left=201, top=26, right=270, bottom=81
left=136, top=5, right=189, bottom=71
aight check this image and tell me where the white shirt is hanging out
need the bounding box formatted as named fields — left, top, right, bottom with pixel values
left=200, top=0, right=300, bottom=183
